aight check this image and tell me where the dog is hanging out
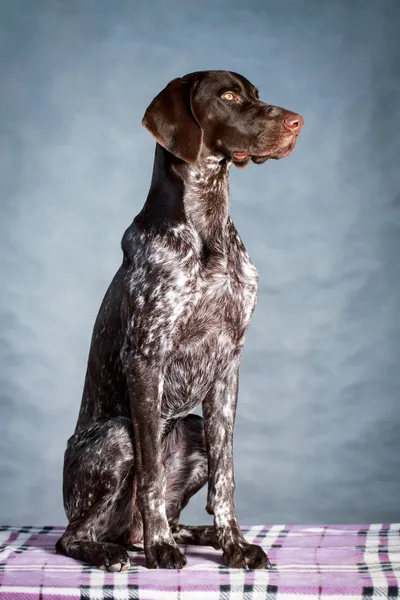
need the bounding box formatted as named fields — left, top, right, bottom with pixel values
left=55, top=70, right=303, bottom=571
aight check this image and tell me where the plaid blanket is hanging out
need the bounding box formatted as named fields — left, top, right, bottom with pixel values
left=0, top=524, right=399, bottom=599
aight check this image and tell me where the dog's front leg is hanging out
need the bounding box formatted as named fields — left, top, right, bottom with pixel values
left=203, top=363, right=270, bottom=569
left=124, top=357, right=186, bottom=570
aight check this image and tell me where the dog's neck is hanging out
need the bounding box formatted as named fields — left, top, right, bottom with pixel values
left=139, top=144, right=231, bottom=250
left=183, top=154, right=231, bottom=248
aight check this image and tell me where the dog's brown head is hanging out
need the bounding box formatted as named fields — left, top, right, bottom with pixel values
left=142, top=70, right=303, bottom=168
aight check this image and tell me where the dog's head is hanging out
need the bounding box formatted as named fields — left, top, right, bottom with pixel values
left=142, top=70, right=304, bottom=168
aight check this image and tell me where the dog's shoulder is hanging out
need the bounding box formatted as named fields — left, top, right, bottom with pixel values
left=122, top=221, right=200, bottom=268
left=119, top=221, right=200, bottom=320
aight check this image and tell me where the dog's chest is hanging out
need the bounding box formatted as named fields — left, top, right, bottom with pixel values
left=193, top=245, right=258, bottom=340
left=162, top=231, right=258, bottom=418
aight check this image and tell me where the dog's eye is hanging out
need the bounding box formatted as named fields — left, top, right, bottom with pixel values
left=222, top=92, right=240, bottom=102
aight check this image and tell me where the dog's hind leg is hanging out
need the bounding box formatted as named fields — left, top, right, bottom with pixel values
left=163, top=414, right=220, bottom=549
left=55, top=417, right=141, bottom=571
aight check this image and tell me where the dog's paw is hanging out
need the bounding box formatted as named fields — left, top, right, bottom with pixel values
left=97, top=543, right=131, bottom=572
left=223, top=542, right=271, bottom=570
left=145, top=541, right=187, bottom=569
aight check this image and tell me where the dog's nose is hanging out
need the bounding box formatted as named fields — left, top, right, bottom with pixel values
left=283, top=112, right=304, bottom=133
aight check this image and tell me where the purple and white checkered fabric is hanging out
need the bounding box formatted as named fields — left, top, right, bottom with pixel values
left=0, top=524, right=399, bottom=599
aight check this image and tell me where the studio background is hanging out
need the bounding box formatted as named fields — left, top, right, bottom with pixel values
left=1, top=0, right=399, bottom=527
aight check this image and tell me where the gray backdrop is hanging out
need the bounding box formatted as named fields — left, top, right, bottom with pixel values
left=1, top=0, right=399, bottom=527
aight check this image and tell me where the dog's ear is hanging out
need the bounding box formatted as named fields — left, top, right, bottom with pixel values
left=142, top=76, right=203, bottom=163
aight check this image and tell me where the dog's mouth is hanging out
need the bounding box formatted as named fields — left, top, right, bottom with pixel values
left=232, top=137, right=297, bottom=165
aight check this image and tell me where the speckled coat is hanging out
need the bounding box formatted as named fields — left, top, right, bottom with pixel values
left=56, top=70, right=303, bottom=571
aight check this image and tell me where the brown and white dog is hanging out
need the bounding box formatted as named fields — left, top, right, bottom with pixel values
left=56, top=70, right=303, bottom=571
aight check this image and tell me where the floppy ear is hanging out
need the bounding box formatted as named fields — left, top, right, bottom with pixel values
left=142, top=76, right=203, bottom=163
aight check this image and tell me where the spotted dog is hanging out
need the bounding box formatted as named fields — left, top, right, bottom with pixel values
left=56, top=70, right=304, bottom=571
